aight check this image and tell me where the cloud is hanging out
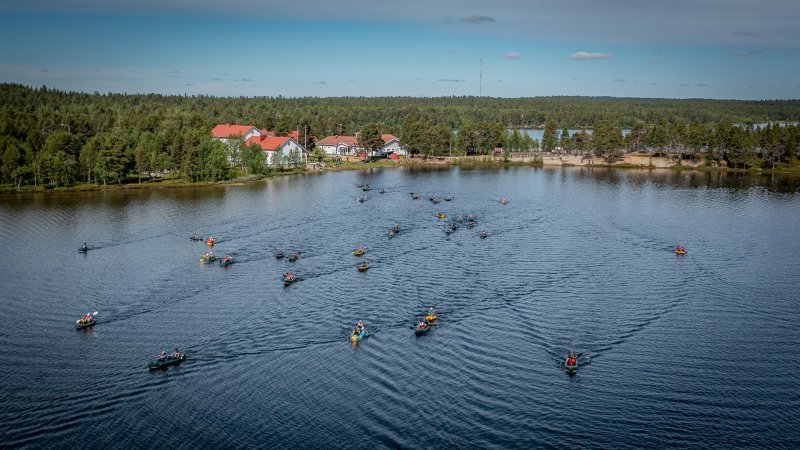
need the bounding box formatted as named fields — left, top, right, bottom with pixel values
left=459, top=15, right=494, bottom=24
left=446, top=49, right=459, bottom=54
left=649, top=82, right=658, bottom=86
left=729, top=50, right=762, bottom=56
left=679, top=83, right=690, bottom=87
left=211, top=77, right=222, bottom=81
left=648, top=58, right=666, bottom=64
left=612, top=78, right=626, bottom=83
left=695, top=83, right=709, bottom=87
left=240, top=78, right=253, bottom=82
left=503, top=52, right=522, bottom=60
left=438, top=78, right=465, bottom=83
left=570, top=51, right=612, bottom=60
left=41, top=69, right=49, bottom=72
left=732, top=31, right=757, bottom=37
left=170, top=70, right=181, bottom=74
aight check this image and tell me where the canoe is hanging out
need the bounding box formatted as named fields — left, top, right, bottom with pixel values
left=352, top=249, right=365, bottom=256
left=148, top=354, right=186, bottom=370
left=75, top=319, right=95, bottom=329
left=218, top=256, right=235, bottom=267
left=350, top=329, right=368, bottom=342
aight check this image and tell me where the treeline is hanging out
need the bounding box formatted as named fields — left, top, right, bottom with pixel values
left=1, top=82, right=799, bottom=187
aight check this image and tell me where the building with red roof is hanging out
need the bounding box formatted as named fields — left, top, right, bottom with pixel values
left=317, top=133, right=404, bottom=158
left=244, top=135, right=306, bottom=167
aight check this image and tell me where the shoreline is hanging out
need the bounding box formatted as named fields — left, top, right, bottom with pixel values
left=2, top=154, right=798, bottom=194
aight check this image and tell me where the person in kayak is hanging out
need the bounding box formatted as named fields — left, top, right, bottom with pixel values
left=81, top=242, right=88, bottom=252
left=566, top=351, right=576, bottom=366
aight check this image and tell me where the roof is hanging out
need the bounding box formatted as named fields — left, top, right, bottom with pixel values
left=317, top=133, right=400, bottom=146
left=244, top=135, right=292, bottom=151
left=316, top=135, right=359, bottom=146
left=381, top=134, right=399, bottom=144
left=211, top=124, right=258, bottom=138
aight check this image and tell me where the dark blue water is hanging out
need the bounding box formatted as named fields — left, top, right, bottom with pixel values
left=1, top=167, right=799, bottom=448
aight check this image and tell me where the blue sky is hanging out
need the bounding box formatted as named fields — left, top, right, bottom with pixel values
left=1, top=0, right=799, bottom=99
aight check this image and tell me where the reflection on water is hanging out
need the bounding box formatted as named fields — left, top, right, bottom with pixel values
left=1, top=167, right=799, bottom=448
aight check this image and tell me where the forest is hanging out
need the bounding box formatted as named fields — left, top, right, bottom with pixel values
left=1, top=82, right=799, bottom=188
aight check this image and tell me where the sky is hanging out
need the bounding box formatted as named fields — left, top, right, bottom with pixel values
left=1, top=0, right=799, bottom=99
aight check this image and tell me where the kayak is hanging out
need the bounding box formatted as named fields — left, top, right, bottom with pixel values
left=283, top=274, right=297, bottom=286
left=206, top=239, right=215, bottom=246
left=78, top=247, right=88, bottom=253
left=352, top=248, right=365, bottom=256
left=75, top=318, right=95, bottom=329
left=564, top=360, right=578, bottom=375
left=148, top=354, right=186, bottom=370
left=425, top=314, right=437, bottom=323
left=275, top=250, right=285, bottom=259
left=288, top=253, right=298, bottom=262
left=436, top=213, right=446, bottom=219
left=392, top=224, right=400, bottom=233
left=190, top=235, right=203, bottom=241
left=200, top=253, right=216, bottom=263
left=480, top=231, right=488, bottom=239
left=350, top=329, right=368, bottom=342
left=675, top=248, right=686, bottom=255
left=357, top=263, right=369, bottom=272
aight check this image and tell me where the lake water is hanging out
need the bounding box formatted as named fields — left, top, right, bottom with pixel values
left=1, top=167, right=799, bottom=448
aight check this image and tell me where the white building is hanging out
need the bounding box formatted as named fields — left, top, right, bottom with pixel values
left=244, top=135, right=306, bottom=167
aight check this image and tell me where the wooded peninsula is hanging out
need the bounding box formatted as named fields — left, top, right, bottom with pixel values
left=1, top=82, right=799, bottom=190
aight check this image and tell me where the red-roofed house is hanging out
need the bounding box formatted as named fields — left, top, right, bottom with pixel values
left=211, top=124, right=263, bottom=141
left=211, top=124, right=265, bottom=165
left=244, top=135, right=306, bottom=167
left=317, top=133, right=404, bottom=158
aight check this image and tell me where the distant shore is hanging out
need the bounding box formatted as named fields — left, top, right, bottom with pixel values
left=2, top=153, right=797, bottom=194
